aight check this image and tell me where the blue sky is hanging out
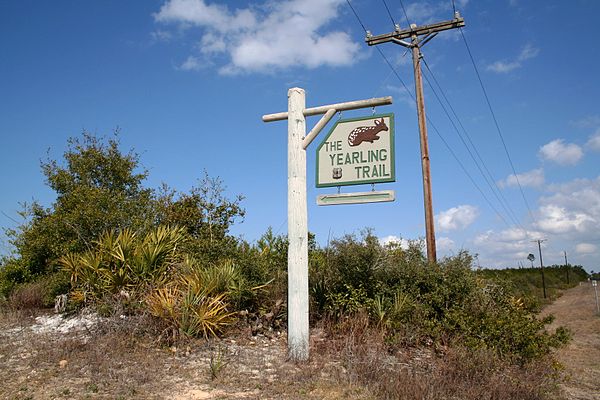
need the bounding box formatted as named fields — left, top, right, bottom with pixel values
left=1, top=0, right=599, bottom=271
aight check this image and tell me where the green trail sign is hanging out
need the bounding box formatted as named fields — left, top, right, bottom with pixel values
left=316, top=114, right=395, bottom=187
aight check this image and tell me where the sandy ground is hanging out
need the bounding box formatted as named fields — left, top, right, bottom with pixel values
left=542, top=282, right=600, bottom=400
left=3, top=284, right=597, bottom=399
left=0, top=312, right=361, bottom=400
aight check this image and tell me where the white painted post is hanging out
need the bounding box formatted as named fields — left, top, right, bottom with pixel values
left=287, top=87, right=309, bottom=361
left=262, top=91, right=393, bottom=362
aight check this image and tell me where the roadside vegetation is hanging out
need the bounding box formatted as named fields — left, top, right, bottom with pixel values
left=478, top=265, right=588, bottom=311
left=0, top=132, right=590, bottom=399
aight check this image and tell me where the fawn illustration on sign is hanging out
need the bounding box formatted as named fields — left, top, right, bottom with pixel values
left=347, top=118, right=388, bottom=147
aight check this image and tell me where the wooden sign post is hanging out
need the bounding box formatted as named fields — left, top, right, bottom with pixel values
left=263, top=88, right=393, bottom=361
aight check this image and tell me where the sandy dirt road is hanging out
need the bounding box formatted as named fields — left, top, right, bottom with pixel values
left=543, top=282, right=600, bottom=400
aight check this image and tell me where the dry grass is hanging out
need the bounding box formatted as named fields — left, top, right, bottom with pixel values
left=541, top=283, right=600, bottom=399
left=312, top=314, right=564, bottom=400
left=1, top=314, right=168, bottom=399
left=0, top=308, right=566, bottom=400
left=8, top=281, right=46, bottom=309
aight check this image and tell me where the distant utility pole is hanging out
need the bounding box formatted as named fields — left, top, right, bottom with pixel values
left=365, top=12, right=465, bottom=263
left=564, top=250, right=570, bottom=284
left=533, top=239, right=547, bottom=299
left=593, top=279, right=599, bottom=316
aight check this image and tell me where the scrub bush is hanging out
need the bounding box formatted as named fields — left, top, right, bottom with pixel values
left=0, top=258, right=32, bottom=300
left=234, top=228, right=289, bottom=312
left=478, top=265, right=589, bottom=308
left=60, top=225, right=188, bottom=304
left=310, top=232, right=570, bottom=361
left=1, top=263, right=70, bottom=309
left=145, top=260, right=246, bottom=339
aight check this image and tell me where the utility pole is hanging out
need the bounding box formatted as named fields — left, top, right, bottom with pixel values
left=593, top=279, right=599, bottom=316
left=365, top=13, right=465, bottom=263
left=533, top=239, right=547, bottom=299
left=564, top=250, right=570, bottom=284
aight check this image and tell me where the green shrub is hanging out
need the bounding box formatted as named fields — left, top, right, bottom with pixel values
left=325, top=284, right=372, bottom=318
left=145, top=259, right=251, bottom=339
left=39, top=270, right=71, bottom=307
left=310, top=232, right=570, bottom=361
left=443, top=282, right=571, bottom=360
left=1, top=266, right=70, bottom=309
left=7, top=133, right=155, bottom=280
left=8, top=281, right=46, bottom=309
left=60, top=225, right=188, bottom=303
left=234, top=228, right=288, bottom=311
left=0, top=258, right=32, bottom=299
left=478, top=265, right=588, bottom=305
left=155, top=173, right=245, bottom=265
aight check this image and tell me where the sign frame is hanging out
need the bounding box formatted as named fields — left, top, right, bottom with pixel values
left=315, top=113, right=395, bottom=188
left=262, top=88, right=394, bottom=361
left=317, top=190, right=395, bottom=206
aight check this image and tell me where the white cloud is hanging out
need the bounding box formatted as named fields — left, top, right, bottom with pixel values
left=437, top=236, right=455, bottom=251
left=469, top=176, right=600, bottom=268
left=538, top=139, right=583, bottom=165
left=405, top=2, right=441, bottom=24
left=200, top=32, right=227, bottom=54
left=155, top=0, right=256, bottom=32
left=572, top=115, right=600, bottom=128
left=404, top=0, right=468, bottom=25
left=535, top=177, right=600, bottom=236
left=384, top=85, right=414, bottom=108
left=486, top=60, right=520, bottom=73
left=518, top=43, right=540, bottom=61
left=586, top=129, right=600, bottom=152
left=471, top=227, right=540, bottom=267
left=436, top=205, right=479, bottom=231
left=151, top=30, right=173, bottom=42
left=531, top=177, right=600, bottom=267
left=379, top=235, right=451, bottom=254
left=473, top=227, right=538, bottom=246
left=379, top=235, right=410, bottom=249
left=154, top=0, right=361, bottom=74
left=575, top=243, right=597, bottom=255
left=498, top=227, right=537, bottom=241
left=178, top=56, right=205, bottom=71
left=499, top=168, right=544, bottom=188
left=535, top=205, right=594, bottom=234
left=486, top=43, right=539, bottom=73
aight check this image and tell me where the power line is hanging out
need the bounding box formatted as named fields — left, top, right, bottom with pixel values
left=428, top=115, right=512, bottom=229
left=398, top=0, right=411, bottom=27
left=420, top=56, right=527, bottom=232
left=381, top=0, right=397, bottom=27
left=374, top=47, right=413, bottom=97
left=459, top=28, right=538, bottom=226
left=345, top=0, right=368, bottom=33
left=1, top=210, right=21, bottom=225
left=347, top=0, right=407, bottom=101
left=420, top=62, right=519, bottom=229
left=375, top=48, right=513, bottom=229
left=345, top=2, right=513, bottom=229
